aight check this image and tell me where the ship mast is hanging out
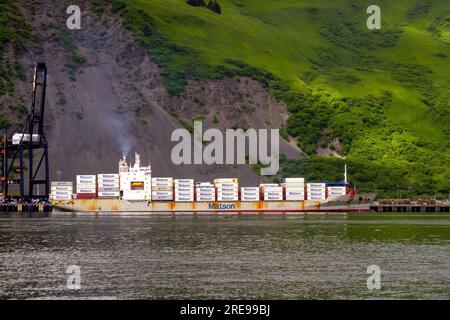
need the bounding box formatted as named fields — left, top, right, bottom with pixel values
left=344, top=164, right=348, bottom=185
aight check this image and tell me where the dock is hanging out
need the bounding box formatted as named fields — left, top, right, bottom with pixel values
left=371, top=199, right=450, bottom=212
left=0, top=202, right=52, bottom=212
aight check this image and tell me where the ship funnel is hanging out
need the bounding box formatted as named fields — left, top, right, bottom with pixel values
left=134, top=152, right=141, bottom=169
left=119, top=155, right=129, bottom=173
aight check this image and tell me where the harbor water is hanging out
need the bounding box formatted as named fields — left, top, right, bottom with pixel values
left=0, top=213, right=449, bottom=299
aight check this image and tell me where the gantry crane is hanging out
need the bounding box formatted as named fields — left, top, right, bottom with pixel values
left=1, top=62, right=50, bottom=201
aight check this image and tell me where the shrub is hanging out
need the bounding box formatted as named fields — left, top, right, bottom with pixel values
left=112, top=0, right=126, bottom=13
left=207, top=0, right=222, bottom=14
left=187, top=0, right=206, bottom=7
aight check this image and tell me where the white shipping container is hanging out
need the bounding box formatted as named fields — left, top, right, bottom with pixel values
left=241, top=187, right=259, bottom=192
left=98, top=182, right=120, bottom=188
left=264, top=188, right=283, bottom=194
left=174, top=183, right=194, bottom=188
left=196, top=182, right=214, bottom=187
left=98, top=187, right=120, bottom=193
left=175, top=192, right=195, bottom=198
left=214, top=178, right=238, bottom=184
left=327, top=187, right=346, bottom=192
left=217, top=191, right=239, bottom=197
left=307, top=187, right=326, bottom=193
left=98, top=192, right=120, bottom=198
left=217, top=196, right=238, bottom=201
left=52, top=191, right=72, bottom=197
left=52, top=194, right=72, bottom=200
left=215, top=183, right=239, bottom=188
left=327, top=191, right=346, bottom=195
left=51, top=181, right=73, bottom=187
left=174, top=179, right=194, bottom=184
left=151, top=191, right=173, bottom=196
left=151, top=186, right=173, bottom=192
left=98, top=177, right=119, bottom=183
left=307, top=195, right=326, bottom=199
left=152, top=177, right=173, bottom=183
left=78, top=180, right=97, bottom=186
left=241, top=196, right=260, bottom=202
left=97, top=174, right=119, bottom=179
left=327, top=186, right=346, bottom=190
left=77, top=183, right=97, bottom=189
left=175, top=186, right=194, bottom=192
left=286, top=190, right=305, bottom=196
left=51, top=186, right=73, bottom=192
left=196, top=196, right=216, bottom=202
left=285, top=178, right=305, bottom=183
left=264, top=195, right=283, bottom=201
left=327, top=191, right=346, bottom=194
left=196, top=194, right=215, bottom=199
left=285, top=182, right=305, bottom=187
left=175, top=196, right=194, bottom=202
left=196, top=189, right=215, bottom=194
left=286, top=186, right=305, bottom=191
left=260, top=184, right=279, bottom=188
left=264, top=193, right=283, bottom=199
left=195, top=188, right=216, bottom=194
left=307, top=183, right=326, bottom=188
left=152, top=196, right=173, bottom=201
left=76, top=188, right=96, bottom=194
left=241, top=192, right=260, bottom=197
left=151, top=182, right=173, bottom=188
left=286, top=195, right=305, bottom=201
left=307, top=190, right=326, bottom=194
left=216, top=187, right=239, bottom=193
left=77, top=175, right=96, bottom=181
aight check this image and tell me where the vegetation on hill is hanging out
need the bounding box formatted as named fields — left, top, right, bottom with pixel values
left=0, top=0, right=38, bottom=129
left=117, top=0, right=449, bottom=198
left=0, top=0, right=34, bottom=97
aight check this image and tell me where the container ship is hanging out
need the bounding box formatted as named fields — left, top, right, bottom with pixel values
left=50, top=153, right=375, bottom=213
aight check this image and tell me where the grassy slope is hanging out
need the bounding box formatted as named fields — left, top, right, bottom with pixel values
left=122, top=0, right=449, bottom=196
left=101, top=0, right=450, bottom=196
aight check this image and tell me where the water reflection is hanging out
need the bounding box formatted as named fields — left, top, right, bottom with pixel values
left=0, top=213, right=448, bottom=299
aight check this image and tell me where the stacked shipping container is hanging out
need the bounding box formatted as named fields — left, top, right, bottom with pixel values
left=285, top=178, right=305, bottom=201
left=215, top=178, right=239, bottom=202
left=174, top=179, right=194, bottom=202
left=240, top=187, right=260, bottom=202
left=76, top=175, right=96, bottom=198
left=50, top=181, right=73, bottom=200
left=195, top=182, right=216, bottom=202
left=52, top=155, right=348, bottom=203
left=97, top=174, right=120, bottom=198
left=261, top=184, right=283, bottom=201
left=327, top=186, right=347, bottom=197
left=151, top=178, right=174, bottom=201
left=307, top=183, right=326, bottom=200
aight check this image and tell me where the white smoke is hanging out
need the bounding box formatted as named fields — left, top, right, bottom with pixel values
left=106, top=112, right=133, bottom=157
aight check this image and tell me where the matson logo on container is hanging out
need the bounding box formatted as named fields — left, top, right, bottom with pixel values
left=171, top=121, right=279, bottom=175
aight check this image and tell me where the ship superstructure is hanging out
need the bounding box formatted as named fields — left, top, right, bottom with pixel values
left=119, top=153, right=152, bottom=201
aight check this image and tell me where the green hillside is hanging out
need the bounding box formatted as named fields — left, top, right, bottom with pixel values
left=116, top=0, right=450, bottom=197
